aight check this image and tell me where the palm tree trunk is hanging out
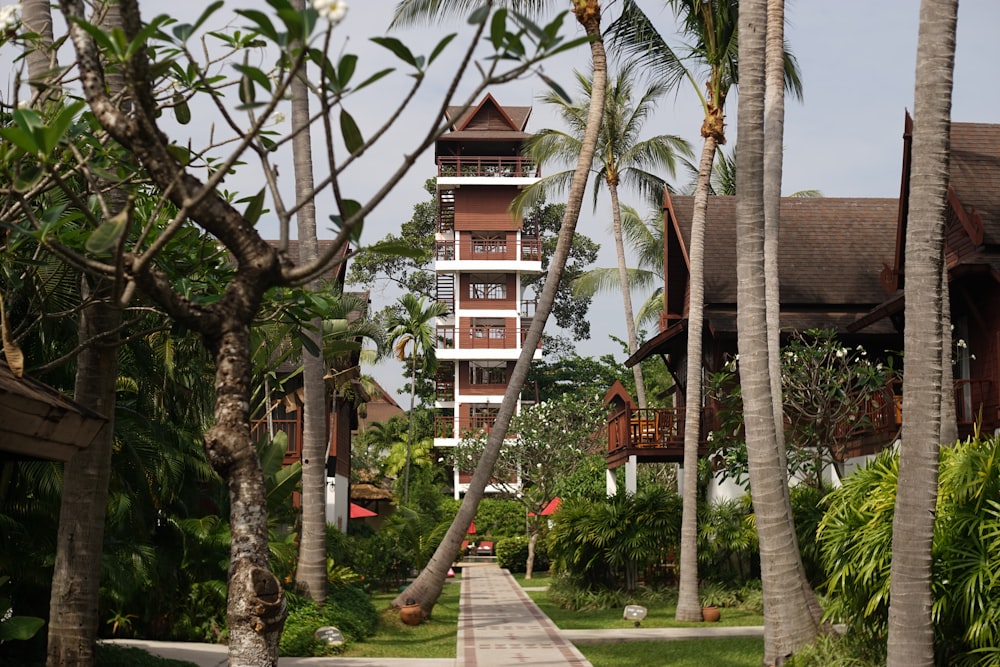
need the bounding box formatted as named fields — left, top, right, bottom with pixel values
left=736, top=1, right=818, bottom=662
left=764, top=0, right=825, bottom=628
left=392, top=0, right=607, bottom=616
left=404, top=354, right=417, bottom=506
left=46, top=7, right=121, bottom=663
left=763, top=0, right=786, bottom=470
left=938, top=258, right=958, bottom=445
left=46, top=290, right=120, bottom=667
left=887, top=1, right=957, bottom=664
left=675, top=135, right=716, bottom=623
left=21, top=0, right=55, bottom=102
left=289, top=0, right=328, bottom=605
left=609, top=182, right=646, bottom=407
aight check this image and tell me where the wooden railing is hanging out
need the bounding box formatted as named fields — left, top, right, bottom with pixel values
left=434, top=238, right=541, bottom=262
left=437, top=156, right=538, bottom=178
left=436, top=326, right=541, bottom=350
left=434, top=415, right=514, bottom=439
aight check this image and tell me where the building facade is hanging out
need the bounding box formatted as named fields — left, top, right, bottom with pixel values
left=430, top=94, right=544, bottom=497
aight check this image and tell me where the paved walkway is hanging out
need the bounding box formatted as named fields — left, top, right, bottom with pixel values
left=106, top=563, right=763, bottom=666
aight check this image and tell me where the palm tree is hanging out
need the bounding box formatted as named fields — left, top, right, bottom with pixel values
left=390, top=0, right=607, bottom=617
left=386, top=294, right=449, bottom=506
left=289, top=0, right=329, bottom=604
left=519, top=64, right=691, bottom=408
left=887, top=1, right=957, bottom=664
left=574, top=203, right=666, bottom=334
left=608, top=0, right=803, bottom=624
left=735, top=0, right=819, bottom=660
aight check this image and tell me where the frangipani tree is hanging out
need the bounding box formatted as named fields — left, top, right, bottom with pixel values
left=450, top=393, right=606, bottom=578
left=0, top=2, right=590, bottom=664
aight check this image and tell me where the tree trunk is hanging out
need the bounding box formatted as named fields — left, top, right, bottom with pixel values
left=675, top=136, right=716, bottom=623
left=209, top=324, right=287, bottom=666
left=763, top=0, right=786, bottom=469
left=290, top=0, right=328, bottom=605
left=609, top=181, right=646, bottom=407
left=46, top=6, right=121, bottom=663
left=736, top=2, right=818, bottom=663
left=938, top=259, right=958, bottom=445
left=392, top=0, right=607, bottom=616
left=887, top=1, right=957, bottom=664
left=46, top=289, right=120, bottom=667
left=526, top=530, right=538, bottom=580
left=764, top=0, right=825, bottom=629
left=21, top=0, right=56, bottom=102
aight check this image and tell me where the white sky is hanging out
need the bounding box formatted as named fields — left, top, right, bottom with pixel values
left=3, top=1, right=997, bottom=399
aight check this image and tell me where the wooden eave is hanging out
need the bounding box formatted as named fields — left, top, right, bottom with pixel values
left=0, top=361, right=106, bottom=461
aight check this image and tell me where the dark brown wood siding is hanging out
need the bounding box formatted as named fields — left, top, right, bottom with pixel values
left=454, top=186, right=522, bottom=231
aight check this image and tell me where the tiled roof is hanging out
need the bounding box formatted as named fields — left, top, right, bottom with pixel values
left=669, top=196, right=898, bottom=308
left=949, top=123, right=1000, bottom=246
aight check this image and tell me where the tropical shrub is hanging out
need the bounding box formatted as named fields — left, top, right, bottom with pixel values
left=545, top=572, right=678, bottom=611
left=279, top=583, right=377, bottom=657
left=497, top=535, right=550, bottom=573
left=547, top=486, right=681, bottom=591
left=473, top=498, right=529, bottom=539
left=818, top=435, right=1000, bottom=665
left=698, top=496, right=759, bottom=585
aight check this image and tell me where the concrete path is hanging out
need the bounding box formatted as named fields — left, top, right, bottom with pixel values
left=106, top=562, right=764, bottom=666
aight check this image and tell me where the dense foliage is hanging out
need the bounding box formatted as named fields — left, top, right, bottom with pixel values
left=818, top=435, right=1000, bottom=665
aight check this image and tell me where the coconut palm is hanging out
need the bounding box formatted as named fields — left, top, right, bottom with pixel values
left=386, top=294, right=449, bottom=506
left=887, top=1, right=958, bottom=664
left=735, top=0, right=820, bottom=660
left=608, top=0, right=803, bottom=624
left=519, top=64, right=691, bottom=408
left=574, top=203, right=666, bottom=333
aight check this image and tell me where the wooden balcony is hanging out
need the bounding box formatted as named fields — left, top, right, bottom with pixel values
left=436, top=326, right=541, bottom=351
left=435, top=238, right=541, bottom=262
left=437, top=156, right=538, bottom=178
left=435, top=415, right=515, bottom=440
left=606, top=406, right=709, bottom=467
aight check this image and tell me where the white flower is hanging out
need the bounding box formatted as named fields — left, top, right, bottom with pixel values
left=956, top=339, right=967, bottom=349
left=0, top=3, right=20, bottom=33
left=272, top=112, right=286, bottom=124
left=836, top=347, right=848, bottom=358
left=312, top=0, right=348, bottom=23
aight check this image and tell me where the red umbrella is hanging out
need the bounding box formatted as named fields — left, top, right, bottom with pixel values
left=349, top=502, right=377, bottom=519
left=467, top=521, right=476, bottom=534
left=529, top=497, right=562, bottom=517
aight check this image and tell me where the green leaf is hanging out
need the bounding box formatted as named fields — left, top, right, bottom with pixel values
left=370, top=36, right=418, bottom=68
left=85, top=209, right=129, bottom=254
left=238, top=73, right=256, bottom=105
left=232, top=64, right=273, bottom=93
left=298, top=328, right=321, bottom=357
left=241, top=188, right=267, bottom=225
left=339, top=109, right=363, bottom=155
left=337, top=54, right=358, bottom=91
left=172, top=93, right=191, bottom=125
left=0, top=615, right=45, bottom=641
left=0, top=127, right=39, bottom=155
left=489, top=9, right=508, bottom=50
left=235, top=9, right=279, bottom=42
left=427, top=34, right=457, bottom=66
left=468, top=4, right=490, bottom=25
left=367, top=239, right=428, bottom=259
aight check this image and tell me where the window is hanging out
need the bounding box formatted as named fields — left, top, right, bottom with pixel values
left=469, top=273, right=507, bottom=300
left=471, top=231, right=506, bottom=255
left=470, top=362, right=507, bottom=385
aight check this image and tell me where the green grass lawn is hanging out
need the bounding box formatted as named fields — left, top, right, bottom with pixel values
left=341, top=572, right=765, bottom=664
left=526, top=588, right=764, bottom=630
left=578, top=637, right=765, bottom=667
left=338, top=579, right=462, bottom=659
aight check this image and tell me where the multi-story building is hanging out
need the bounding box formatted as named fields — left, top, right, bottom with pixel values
left=430, top=94, right=544, bottom=497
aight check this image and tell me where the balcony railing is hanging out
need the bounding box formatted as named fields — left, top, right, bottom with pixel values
left=435, top=415, right=515, bottom=439
left=436, top=326, right=541, bottom=351
left=435, top=238, right=541, bottom=262
left=437, top=156, right=538, bottom=178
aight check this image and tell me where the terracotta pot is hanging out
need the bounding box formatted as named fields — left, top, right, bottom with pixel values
left=701, top=605, right=721, bottom=623
left=400, top=603, right=423, bottom=626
